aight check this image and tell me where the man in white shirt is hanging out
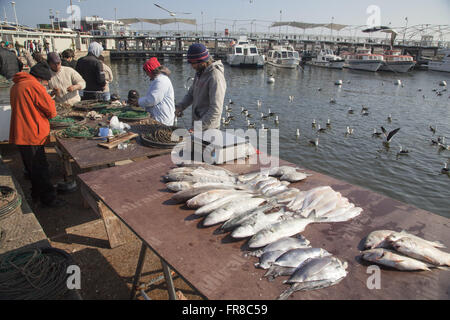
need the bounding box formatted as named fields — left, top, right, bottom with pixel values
left=47, top=52, right=86, bottom=106
left=138, top=57, right=175, bottom=126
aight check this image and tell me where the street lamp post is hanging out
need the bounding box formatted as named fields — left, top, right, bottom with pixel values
left=201, top=11, right=204, bottom=37
left=11, top=1, right=18, bottom=29
left=56, top=10, right=60, bottom=30
left=403, top=17, right=408, bottom=45
left=49, top=9, right=54, bottom=31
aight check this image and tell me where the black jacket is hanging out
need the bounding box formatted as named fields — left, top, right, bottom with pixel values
left=62, top=59, right=77, bottom=69
left=75, top=53, right=105, bottom=99
left=0, top=47, right=23, bottom=80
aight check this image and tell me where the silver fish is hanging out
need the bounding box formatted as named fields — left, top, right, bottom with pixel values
left=320, top=204, right=363, bottom=223
left=186, top=190, right=240, bottom=208
left=274, top=248, right=331, bottom=268
left=248, top=236, right=311, bottom=258
left=361, top=248, right=433, bottom=271
left=220, top=203, right=281, bottom=232
left=268, top=166, right=299, bottom=177
left=248, top=212, right=317, bottom=248
left=231, top=210, right=286, bottom=238
left=171, top=186, right=236, bottom=203
left=194, top=192, right=253, bottom=216
left=386, top=231, right=446, bottom=249
left=280, top=172, right=311, bottom=182
left=203, top=197, right=266, bottom=226
left=279, top=257, right=348, bottom=300
left=363, top=230, right=397, bottom=249
left=390, top=238, right=450, bottom=267
left=255, top=250, right=285, bottom=269
left=166, top=181, right=193, bottom=192
left=264, top=266, right=298, bottom=281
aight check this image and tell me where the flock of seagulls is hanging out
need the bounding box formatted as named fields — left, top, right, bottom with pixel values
left=221, top=79, right=448, bottom=175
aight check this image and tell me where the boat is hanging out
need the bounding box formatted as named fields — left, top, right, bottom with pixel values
left=266, top=44, right=301, bottom=69
left=428, top=49, right=450, bottom=73
left=226, top=36, right=265, bottom=68
left=345, top=48, right=384, bottom=72
left=379, top=50, right=416, bottom=73
left=306, top=49, right=345, bottom=69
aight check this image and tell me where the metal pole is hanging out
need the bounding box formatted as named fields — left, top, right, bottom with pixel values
left=161, top=259, right=177, bottom=300
left=279, top=10, right=282, bottom=41
left=56, top=10, right=60, bottom=30
left=201, top=11, right=204, bottom=37
left=49, top=9, right=54, bottom=31
left=11, top=2, right=18, bottom=29
left=130, top=243, right=147, bottom=300
left=3, top=7, right=7, bottom=23
left=403, top=17, right=408, bottom=45
left=70, top=0, right=75, bottom=29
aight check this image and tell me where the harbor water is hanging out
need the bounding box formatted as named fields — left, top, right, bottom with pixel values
left=1, top=59, right=449, bottom=218
left=109, top=58, right=449, bottom=218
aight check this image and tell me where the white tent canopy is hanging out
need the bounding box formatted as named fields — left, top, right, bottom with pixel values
left=270, top=21, right=348, bottom=31
left=118, top=18, right=197, bottom=26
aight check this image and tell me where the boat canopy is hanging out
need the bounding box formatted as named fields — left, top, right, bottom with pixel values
left=118, top=18, right=197, bottom=26
left=270, top=21, right=347, bottom=31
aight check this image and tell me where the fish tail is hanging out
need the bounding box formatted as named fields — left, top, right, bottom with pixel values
left=277, top=287, right=294, bottom=300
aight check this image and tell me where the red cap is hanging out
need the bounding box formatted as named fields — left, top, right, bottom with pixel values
left=143, top=57, right=160, bottom=74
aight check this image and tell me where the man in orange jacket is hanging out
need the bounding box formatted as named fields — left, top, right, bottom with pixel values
left=9, top=62, right=66, bottom=207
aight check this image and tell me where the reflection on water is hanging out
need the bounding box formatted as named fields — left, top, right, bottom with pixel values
left=1, top=59, right=449, bottom=217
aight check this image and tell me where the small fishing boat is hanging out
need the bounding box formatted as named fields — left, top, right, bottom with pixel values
left=344, top=48, right=384, bottom=72
left=379, top=50, right=416, bottom=73
left=266, top=44, right=301, bottom=69
left=226, top=36, right=265, bottom=68
left=307, top=49, right=345, bottom=69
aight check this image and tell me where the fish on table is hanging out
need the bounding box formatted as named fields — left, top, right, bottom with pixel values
left=360, top=248, right=435, bottom=271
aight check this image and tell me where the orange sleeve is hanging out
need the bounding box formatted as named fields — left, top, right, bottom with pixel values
left=34, top=82, right=57, bottom=119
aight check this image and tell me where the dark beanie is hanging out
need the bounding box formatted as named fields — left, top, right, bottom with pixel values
left=187, top=43, right=210, bottom=64
left=30, top=62, right=52, bottom=80
left=47, top=52, right=61, bottom=64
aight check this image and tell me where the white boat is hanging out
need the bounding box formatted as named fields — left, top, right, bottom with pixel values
left=226, top=36, right=265, bottom=68
left=307, top=49, right=345, bottom=69
left=428, top=49, right=450, bottom=73
left=345, top=48, right=384, bottom=72
left=266, top=44, right=301, bottom=69
left=379, top=50, right=416, bottom=73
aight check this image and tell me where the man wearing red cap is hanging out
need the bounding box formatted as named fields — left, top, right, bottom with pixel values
left=175, top=43, right=226, bottom=130
left=138, top=57, right=175, bottom=126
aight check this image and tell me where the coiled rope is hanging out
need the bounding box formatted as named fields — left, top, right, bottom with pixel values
left=0, top=247, right=73, bottom=300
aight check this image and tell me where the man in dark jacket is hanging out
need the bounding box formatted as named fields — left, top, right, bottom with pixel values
left=76, top=42, right=105, bottom=100
left=0, top=46, right=23, bottom=80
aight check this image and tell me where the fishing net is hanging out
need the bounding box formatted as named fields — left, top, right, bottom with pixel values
left=57, top=125, right=98, bottom=139
left=118, top=110, right=149, bottom=121
left=0, top=247, right=73, bottom=300
left=73, top=100, right=110, bottom=110
left=0, top=186, right=21, bottom=220
left=140, top=124, right=183, bottom=148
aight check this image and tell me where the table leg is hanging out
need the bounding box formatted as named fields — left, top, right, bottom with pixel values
left=161, top=259, right=177, bottom=300
left=130, top=243, right=147, bottom=300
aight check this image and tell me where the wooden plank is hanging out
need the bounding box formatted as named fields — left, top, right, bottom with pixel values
left=98, top=133, right=139, bottom=149
left=97, top=200, right=127, bottom=249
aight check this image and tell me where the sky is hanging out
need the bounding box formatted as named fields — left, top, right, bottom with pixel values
left=0, top=0, right=449, bottom=33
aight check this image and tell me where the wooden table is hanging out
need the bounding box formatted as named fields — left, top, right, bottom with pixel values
left=77, top=154, right=450, bottom=300
left=55, top=124, right=172, bottom=249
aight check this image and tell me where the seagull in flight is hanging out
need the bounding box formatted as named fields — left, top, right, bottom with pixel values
left=154, top=3, right=191, bottom=16
left=381, top=126, right=400, bottom=146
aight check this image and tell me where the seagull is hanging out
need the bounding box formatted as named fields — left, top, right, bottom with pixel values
left=326, top=119, right=331, bottom=127
left=312, top=119, right=317, bottom=128
left=154, top=3, right=191, bottom=16
left=318, top=88, right=322, bottom=91
left=430, top=125, right=436, bottom=134
left=260, top=124, right=268, bottom=131
left=442, top=162, right=449, bottom=174
left=256, top=100, right=262, bottom=108
left=387, top=114, right=392, bottom=122
left=274, top=116, right=279, bottom=125
left=309, top=137, right=319, bottom=146
left=348, top=107, right=354, bottom=114
left=261, top=113, right=269, bottom=120
left=241, top=106, right=248, bottom=113
left=289, top=96, right=294, bottom=102
left=381, top=126, right=401, bottom=146
left=361, top=110, right=370, bottom=116
left=296, top=129, right=300, bottom=137
left=229, top=99, right=234, bottom=105
left=397, top=146, right=409, bottom=155
left=268, top=109, right=275, bottom=117
left=223, top=118, right=231, bottom=126
left=317, top=124, right=326, bottom=133
left=247, top=120, right=255, bottom=128
left=372, top=128, right=382, bottom=138
left=330, top=98, right=336, bottom=104
left=438, top=142, right=450, bottom=151
left=361, top=105, right=369, bottom=111
left=345, top=126, right=354, bottom=135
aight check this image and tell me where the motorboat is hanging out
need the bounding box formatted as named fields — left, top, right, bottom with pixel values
left=428, top=49, right=450, bottom=73
left=226, top=36, right=265, bottom=68
left=345, top=48, right=384, bottom=72
left=379, top=50, right=416, bottom=73
left=307, top=49, right=345, bottom=69
left=266, top=44, right=301, bottom=69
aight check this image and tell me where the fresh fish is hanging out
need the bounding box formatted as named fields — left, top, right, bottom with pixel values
left=166, top=181, right=193, bottom=192
left=298, top=188, right=338, bottom=217
left=360, top=248, right=432, bottom=271
left=264, top=266, right=298, bottom=281
left=320, top=205, right=363, bottom=223
left=363, top=230, right=397, bottom=249
left=279, top=257, right=348, bottom=300
left=191, top=167, right=236, bottom=178
left=219, top=203, right=281, bottom=232
left=248, top=212, right=317, bottom=248
left=255, top=178, right=279, bottom=191
left=231, top=210, right=286, bottom=238
left=167, top=167, right=195, bottom=175
left=194, top=192, right=253, bottom=216
left=286, top=192, right=307, bottom=211
left=262, top=185, right=290, bottom=197
left=255, top=250, right=285, bottom=269
left=165, top=172, right=233, bottom=184
left=171, top=185, right=237, bottom=203
left=280, top=172, right=311, bottom=182
left=237, top=171, right=264, bottom=183
left=273, top=248, right=331, bottom=268
left=178, top=163, right=236, bottom=176
left=247, top=236, right=311, bottom=257
left=268, top=188, right=301, bottom=204
left=299, top=187, right=334, bottom=212
left=268, top=166, right=299, bottom=177
left=389, top=238, right=450, bottom=266
left=190, top=170, right=237, bottom=183
left=386, top=231, right=446, bottom=249
left=203, top=198, right=266, bottom=226
left=186, top=190, right=239, bottom=208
